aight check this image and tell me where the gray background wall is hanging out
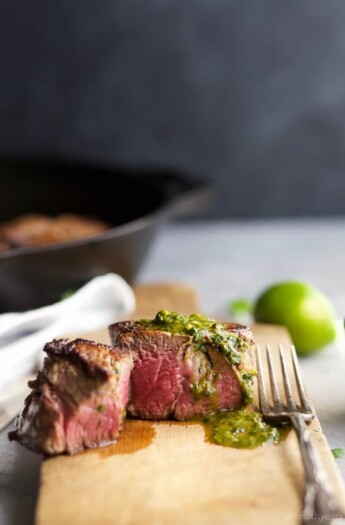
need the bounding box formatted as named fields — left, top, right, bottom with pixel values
left=1, top=0, right=345, bottom=217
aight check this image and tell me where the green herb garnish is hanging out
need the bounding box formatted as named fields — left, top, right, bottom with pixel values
left=61, top=290, right=75, bottom=301
left=331, top=448, right=345, bottom=459
left=228, top=299, right=253, bottom=318
left=97, top=404, right=105, bottom=413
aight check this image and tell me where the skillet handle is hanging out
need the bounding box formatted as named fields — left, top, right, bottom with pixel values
left=143, top=172, right=213, bottom=218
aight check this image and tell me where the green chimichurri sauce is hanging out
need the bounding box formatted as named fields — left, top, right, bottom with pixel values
left=206, top=409, right=288, bottom=449
left=138, top=310, right=257, bottom=405
left=139, top=310, right=246, bottom=365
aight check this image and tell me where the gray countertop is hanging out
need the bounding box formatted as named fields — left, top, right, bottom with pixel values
left=1, top=218, right=345, bottom=524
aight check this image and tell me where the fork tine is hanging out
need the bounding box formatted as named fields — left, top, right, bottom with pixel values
left=256, top=346, right=270, bottom=413
left=266, top=344, right=283, bottom=412
left=279, top=344, right=297, bottom=411
left=290, top=344, right=312, bottom=413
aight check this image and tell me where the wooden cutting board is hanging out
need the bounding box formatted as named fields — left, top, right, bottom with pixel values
left=35, top=283, right=345, bottom=525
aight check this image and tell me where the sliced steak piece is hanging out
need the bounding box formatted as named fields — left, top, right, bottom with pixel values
left=9, top=338, right=133, bottom=455
left=109, top=311, right=256, bottom=421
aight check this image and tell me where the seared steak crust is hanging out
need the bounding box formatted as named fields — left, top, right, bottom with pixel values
left=44, top=338, right=122, bottom=379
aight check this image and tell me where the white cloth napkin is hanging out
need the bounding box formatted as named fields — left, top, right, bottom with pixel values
left=0, top=274, right=136, bottom=391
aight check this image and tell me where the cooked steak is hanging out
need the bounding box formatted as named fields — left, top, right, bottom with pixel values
left=2, top=214, right=55, bottom=247
left=109, top=310, right=256, bottom=421
left=0, top=240, right=10, bottom=252
left=0, top=213, right=109, bottom=249
left=9, top=338, right=133, bottom=455
left=0, top=227, right=11, bottom=252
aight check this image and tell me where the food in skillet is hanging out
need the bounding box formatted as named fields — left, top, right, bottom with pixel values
left=0, top=240, right=10, bottom=252
left=0, top=213, right=109, bottom=250
left=9, top=339, right=133, bottom=455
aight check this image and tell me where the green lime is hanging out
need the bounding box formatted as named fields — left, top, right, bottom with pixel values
left=254, top=281, right=336, bottom=355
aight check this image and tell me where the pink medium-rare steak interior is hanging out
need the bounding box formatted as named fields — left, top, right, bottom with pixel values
left=173, top=346, right=244, bottom=420
left=124, top=331, right=190, bottom=419
left=109, top=320, right=255, bottom=421
left=9, top=338, right=133, bottom=455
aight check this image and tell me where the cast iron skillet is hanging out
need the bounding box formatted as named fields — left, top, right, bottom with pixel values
left=0, top=158, right=210, bottom=312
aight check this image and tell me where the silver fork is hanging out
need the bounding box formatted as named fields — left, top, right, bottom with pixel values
left=257, top=343, right=345, bottom=525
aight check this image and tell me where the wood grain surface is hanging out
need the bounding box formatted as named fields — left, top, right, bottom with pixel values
left=35, top=283, right=345, bottom=525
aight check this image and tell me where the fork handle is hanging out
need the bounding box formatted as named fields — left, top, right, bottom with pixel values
left=290, top=413, right=345, bottom=525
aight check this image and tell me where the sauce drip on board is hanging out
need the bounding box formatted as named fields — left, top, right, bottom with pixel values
left=205, top=409, right=289, bottom=449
